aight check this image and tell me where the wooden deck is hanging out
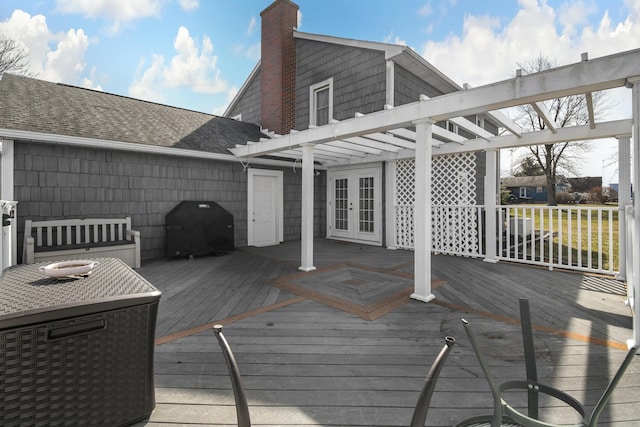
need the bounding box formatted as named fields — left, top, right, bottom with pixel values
left=132, top=239, right=639, bottom=426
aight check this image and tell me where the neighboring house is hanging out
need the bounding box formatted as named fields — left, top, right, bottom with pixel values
left=501, top=175, right=571, bottom=202
left=567, top=176, right=602, bottom=193
left=0, top=73, right=326, bottom=263
left=226, top=0, right=502, bottom=249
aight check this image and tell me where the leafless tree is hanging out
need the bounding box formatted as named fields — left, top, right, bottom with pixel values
left=0, top=34, right=33, bottom=76
left=514, top=55, right=613, bottom=206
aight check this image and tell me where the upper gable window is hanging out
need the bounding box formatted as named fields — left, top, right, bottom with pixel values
left=310, top=78, right=333, bottom=126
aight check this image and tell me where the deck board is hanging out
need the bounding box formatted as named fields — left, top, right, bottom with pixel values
left=132, top=239, right=639, bottom=426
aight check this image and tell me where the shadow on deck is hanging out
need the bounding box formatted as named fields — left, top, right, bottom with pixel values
left=133, top=239, right=639, bottom=426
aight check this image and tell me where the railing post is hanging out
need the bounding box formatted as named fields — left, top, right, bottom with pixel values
left=483, top=148, right=498, bottom=263
left=629, top=75, right=640, bottom=350
left=618, top=136, right=631, bottom=280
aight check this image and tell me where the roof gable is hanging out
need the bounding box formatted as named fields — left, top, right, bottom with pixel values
left=294, top=31, right=461, bottom=94
left=224, top=31, right=464, bottom=118
left=0, top=73, right=264, bottom=154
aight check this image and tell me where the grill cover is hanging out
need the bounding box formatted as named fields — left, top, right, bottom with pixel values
left=166, top=201, right=234, bottom=258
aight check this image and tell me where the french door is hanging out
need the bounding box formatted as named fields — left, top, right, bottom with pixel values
left=327, top=165, right=382, bottom=245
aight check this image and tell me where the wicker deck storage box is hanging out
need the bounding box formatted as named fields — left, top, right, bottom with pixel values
left=0, top=258, right=161, bottom=427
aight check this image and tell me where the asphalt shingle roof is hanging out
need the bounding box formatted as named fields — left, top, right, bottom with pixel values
left=0, top=73, right=264, bottom=154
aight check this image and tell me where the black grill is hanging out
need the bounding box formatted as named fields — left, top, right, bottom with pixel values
left=165, top=201, right=234, bottom=258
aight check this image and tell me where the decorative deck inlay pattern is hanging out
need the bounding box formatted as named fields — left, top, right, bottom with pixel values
left=268, top=262, right=445, bottom=320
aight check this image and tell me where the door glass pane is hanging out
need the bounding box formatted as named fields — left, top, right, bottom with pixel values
left=334, top=178, right=348, bottom=231
left=359, top=176, right=374, bottom=233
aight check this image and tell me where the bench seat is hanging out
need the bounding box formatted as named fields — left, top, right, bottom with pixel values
left=23, top=217, right=141, bottom=268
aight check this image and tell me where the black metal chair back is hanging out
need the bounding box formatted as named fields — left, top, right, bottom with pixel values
left=457, top=299, right=638, bottom=427
left=213, top=324, right=456, bottom=427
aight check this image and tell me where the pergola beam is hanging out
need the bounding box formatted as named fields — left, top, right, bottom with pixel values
left=230, top=49, right=639, bottom=158
left=434, top=119, right=632, bottom=155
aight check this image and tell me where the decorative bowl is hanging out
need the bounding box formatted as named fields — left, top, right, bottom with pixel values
left=39, top=260, right=99, bottom=278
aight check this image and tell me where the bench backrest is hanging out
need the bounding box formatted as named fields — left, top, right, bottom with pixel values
left=24, top=218, right=133, bottom=248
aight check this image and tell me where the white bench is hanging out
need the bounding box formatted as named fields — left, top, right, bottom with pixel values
left=23, top=217, right=141, bottom=268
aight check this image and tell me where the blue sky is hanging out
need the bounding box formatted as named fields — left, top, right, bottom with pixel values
left=1, top=0, right=639, bottom=181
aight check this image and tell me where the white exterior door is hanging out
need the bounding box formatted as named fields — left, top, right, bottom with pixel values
left=248, top=169, right=283, bottom=247
left=327, top=165, right=382, bottom=245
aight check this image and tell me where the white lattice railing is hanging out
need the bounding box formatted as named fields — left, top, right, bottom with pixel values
left=432, top=205, right=484, bottom=257
left=498, top=205, right=619, bottom=275
left=393, top=204, right=485, bottom=257
left=393, top=203, right=620, bottom=275
left=394, top=205, right=414, bottom=249
left=393, top=153, right=480, bottom=255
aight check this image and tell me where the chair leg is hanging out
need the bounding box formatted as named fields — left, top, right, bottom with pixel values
left=519, top=299, right=539, bottom=419
left=588, top=344, right=639, bottom=426
left=462, top=319, right=504, bottom=427
left=409, top=336, right=456, bottom=427
left=214, top=325, right=252, bottom=427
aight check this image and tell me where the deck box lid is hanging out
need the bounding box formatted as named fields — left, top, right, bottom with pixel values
left=0, top=257, right=161, bottom=329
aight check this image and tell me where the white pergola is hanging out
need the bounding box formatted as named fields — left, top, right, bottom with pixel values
left=231, top=49, right=640, bottom=348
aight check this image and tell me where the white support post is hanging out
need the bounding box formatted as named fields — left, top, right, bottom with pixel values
left=483, top=148, right=498, bottom=263
left=299, top=144, right=316, bottom=272
left=385, top=161, right=397, bottom=249
left=630, top=76, right=640, bottom=350
left=411, top=119, right=435, bottom=303
left=0, top=139, right=16, bottom=271
left=617, top=136, right=631, bottom=281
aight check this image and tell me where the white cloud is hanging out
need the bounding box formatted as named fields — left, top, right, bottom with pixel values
left=624, top=0, right=640, bottom=17
left=383, top=33, right=407, bottom=46
left=421, top=0, right=640, bottom=91
left=247, top=16, right=256, bottom=36
left=54, top=0, right=162, bottom=33
left=129, top=54, right=166, bottom=102
left=79, top=66, right=104, bottom=91
left=213, top=86, right=239, bottom=116
left=42, top=28, right=90, bottom=82
left=129, top=26, right=231, bottom=103
left=558, top=0, right=597, bottom=34
left=178, top=0, right=199, bottom=12
left=0, top=10, right=91, bottom=85
left=418, top=2, right=433, bottom=17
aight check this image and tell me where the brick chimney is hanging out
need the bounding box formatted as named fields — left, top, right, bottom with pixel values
left=260, top=0, right=298, bottom=135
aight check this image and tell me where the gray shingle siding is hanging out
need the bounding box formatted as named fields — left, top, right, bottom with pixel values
left=295, top=39, right=387, bottom=130
left=474, top=150, right=486, bottom=205
left=483, top=119, right=498, bottom=136
left=227, top=71, right=262, bottom=125
left=394, top=64, right=443, bottom=105
left=14, top=141, right=326, bottom=262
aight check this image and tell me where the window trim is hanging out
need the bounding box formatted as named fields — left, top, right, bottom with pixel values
left=309, top=77, right=334, bottom=126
